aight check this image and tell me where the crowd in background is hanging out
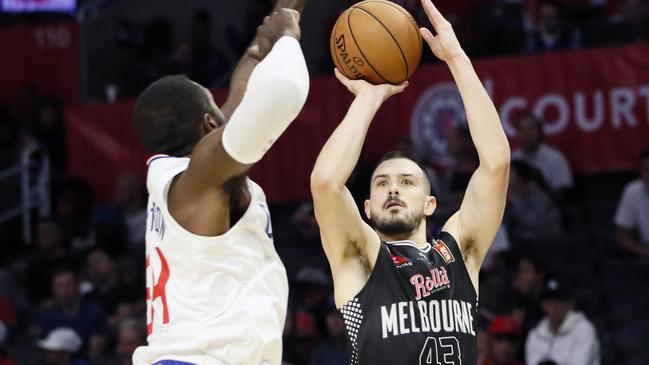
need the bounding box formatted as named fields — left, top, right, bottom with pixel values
left=1, top=0, right=649, bottom=364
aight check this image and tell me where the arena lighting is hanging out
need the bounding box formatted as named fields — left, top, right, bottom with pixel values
left=1, top=0, right=76, bottom=13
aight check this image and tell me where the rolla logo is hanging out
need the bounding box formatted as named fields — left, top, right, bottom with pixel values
left=335, top=34, right=364, bottom=80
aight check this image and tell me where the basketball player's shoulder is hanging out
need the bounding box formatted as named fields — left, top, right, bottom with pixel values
left=145, top=155, right=189, bottom=194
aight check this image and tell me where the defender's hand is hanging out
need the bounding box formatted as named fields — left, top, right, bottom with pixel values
left=334, top=68, right=408, bottom=102
left=248, top=8, right=301, bottom=60
left=419, top=0, right=466, bottom=63
left=273, top=0, right=307, bottom=14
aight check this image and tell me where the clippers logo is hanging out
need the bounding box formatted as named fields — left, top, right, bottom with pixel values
left=391, top=254, right=412, bottom=268
left=410, top=83, right=467, bottom=166
left=433, top=240, right=455, bottom=264
left=335, top=34, right=364, bottom=80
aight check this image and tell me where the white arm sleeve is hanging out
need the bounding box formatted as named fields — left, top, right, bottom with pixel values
left=222, top=36, right=310, bottom=164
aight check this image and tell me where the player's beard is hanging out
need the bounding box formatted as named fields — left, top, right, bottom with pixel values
left=371, top=208, right=424, bottom=239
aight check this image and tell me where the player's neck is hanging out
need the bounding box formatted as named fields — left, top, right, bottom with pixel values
left=379, top=224, right=428, bottom=248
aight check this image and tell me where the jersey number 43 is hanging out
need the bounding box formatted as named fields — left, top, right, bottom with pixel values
left=419, top=336, right=462, bottom=365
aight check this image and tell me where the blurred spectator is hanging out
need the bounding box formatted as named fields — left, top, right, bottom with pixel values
left=614, top=149, right=649, bottom=257
left=619, top=0, right=649, bottom=41
left=481, top=225, right=511, bottom=271
left=308, top=303, right=346, bottom=365
left=506, top=160, right=562, bottom=243
left=512, top=257, right=546, bottom=336
left=295, top=312, right=320, bottom=365
left=170, top=10, right=231, bottom=89
left=94, top=175, right=146, bottom=250
left=29, top=96, right=67, bottom=173
left=481, top=316, right=525, bottom=365
left=525, top=278, right=600, bottom=365
left=53, top=178, right=94, bottom=251
left=26, top=219, right=74, bottom=305
left=96, top=319, right=146, bottom=365
left=512, top=112, right=573, bottom=200
left=114, top=320, right=145, bottom=365
left=0, top=321, right=17, bottom=365
left=83, top=248, right=140, bottom=327
left=295, top=267, right=331, bottom=317
left=524, top=0, right=581, bottom=53
left=226, top=0, right=272, bottom=57
left=37, top=328, right=89, bottom=365
left=291, top=203, right=325, bottom=266
left=39, top=269, right=108, bottom=359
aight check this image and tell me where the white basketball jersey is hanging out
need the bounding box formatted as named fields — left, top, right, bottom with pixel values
left=132, top=156, right=289, bottom=365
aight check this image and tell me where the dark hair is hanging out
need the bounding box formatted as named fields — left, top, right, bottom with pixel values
left=518, top=254, right=546, bottom=275
left=372, top=151, right=431, bottom=194
left=133, top=75, right=224, bottom=156
left=515, top=111, right=544, bottom=136
left=510, top=159, right=551, bottom=192
left=51, top=267, right=78, bottom=282
left=640, top=148, right=649, bottom=162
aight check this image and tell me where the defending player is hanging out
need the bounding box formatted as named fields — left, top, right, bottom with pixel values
left=131, top=3, right=308, bottom=365
left=310, top=0, right=510, bottom=364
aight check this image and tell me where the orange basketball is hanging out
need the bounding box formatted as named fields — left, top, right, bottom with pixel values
left=330, top=0, right=422, bottom=85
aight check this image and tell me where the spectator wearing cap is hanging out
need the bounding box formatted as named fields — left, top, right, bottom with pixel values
left=525, top=279, right=600, bottom=365
left=614, top=149, right=649, bottom=257
left=481, top=317, right=525, bottom=365
left=38, top=328, right=90, bottom=365
left=39, top=269, right=108, bottom=359
left=295, top=267, right=331, bottom=318
left=512, top=112, right=573, bottom=201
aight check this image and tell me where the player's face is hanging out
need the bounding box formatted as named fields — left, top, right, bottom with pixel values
left=365, top=159, right=435, bottom=237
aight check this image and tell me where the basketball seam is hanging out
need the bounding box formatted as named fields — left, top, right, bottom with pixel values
left=347, top=7, right=389, bottom=84
left=331, top=15, right=345, bottom=72
left=352, top=5, right=409, bottom=82
left=357, top=0, right=423, bottom=66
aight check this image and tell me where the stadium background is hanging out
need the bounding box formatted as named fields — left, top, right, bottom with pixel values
left=0, top=0, right=648, bottom=364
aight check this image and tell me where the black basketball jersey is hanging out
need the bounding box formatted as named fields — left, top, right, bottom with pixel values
left=339, top=231, right=478, bottom=365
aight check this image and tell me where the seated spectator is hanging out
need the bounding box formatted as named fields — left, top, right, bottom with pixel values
left=295, top=267, right=331, bottom=318
left=169, top=9, right=231, bottom=89
left=95, top=319, right=146, bottom=365
left=37, top=328, right=89, bottom=365
left=512, top=112, right=573, bottom=200
left=29, top=96, right=68, bottom=173
left=524, top=0, right=580, bottom=53
left=309, top=303, right=346, bottom=365
left=83, top=248, right=140, bottom=327
left=26, top=219, right=75, bottom=305
left=115, top=320, right=145, bottom=365
left=53, top=178, right=95, bottom=251
left=39, top=269, right=107, bottom=359
left=93, top=175, right=147, bottom=251
left=525, top=278, right=600, bottom=365
left=506, top=160, right=562, bottom=243
left=512, top=257, right=546, bottom=336
left=614, top=149, right=649, bottom=257
left=481, top=316, right=525, bottom=365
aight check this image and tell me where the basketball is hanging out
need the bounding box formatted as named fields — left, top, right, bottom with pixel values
left=330, top=0, right=422, bottom=85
